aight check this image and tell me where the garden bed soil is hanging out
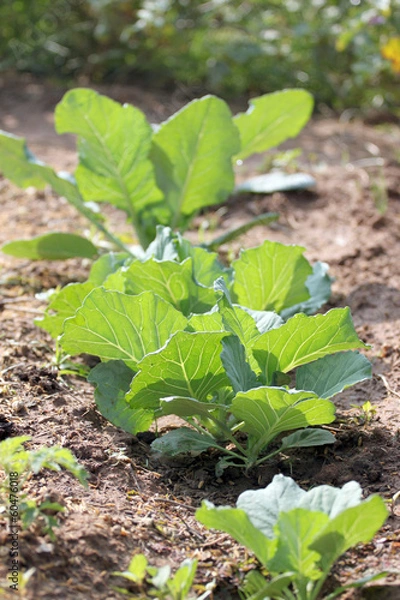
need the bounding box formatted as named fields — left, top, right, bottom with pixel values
left=0, top=76, right=399, bottom=599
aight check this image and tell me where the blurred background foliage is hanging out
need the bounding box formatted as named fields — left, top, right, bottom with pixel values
left=1, top=0, right=399, bottom=111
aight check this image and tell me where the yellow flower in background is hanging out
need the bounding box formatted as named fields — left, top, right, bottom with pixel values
left=381, top=37, right=400, bottom=72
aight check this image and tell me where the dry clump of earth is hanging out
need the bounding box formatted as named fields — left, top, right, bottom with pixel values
left=0, top=75, right=399, bottom=599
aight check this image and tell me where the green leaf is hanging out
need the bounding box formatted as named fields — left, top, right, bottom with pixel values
left=28, top=446, right=88, bottom=486
left=114, top=553, right=148, bottom=584
left=88, top=252, right=130, bottom=285
left=196, top=502, right=275, bottom=567
left=235, top=172, right=315, bottom=194
left=55, top=88, right=163, bottom=247
left=231, top=387, right=335, bottom=453
left=310, top=496, right=388, bottom=570
left=152, top=428, right=219, bottom=457
left=280, top=428, right=336, bottom=450
left=233, top=89, right=314, bottom=161
left=281, top=261, right=332, bottom=320
left=0, top=436, right=31, bottom=474
left=232, top=240, right=313, bottom=313
left=269, top=509, right=328, bottom=579
left=126, top=331, right=230, bottom=410
left=252, top=308, right=369, bottom=384
left=122, top=257, right=216, bottom=316
left=151, top=95, right=241, bottom=227
left=186, top=309, right=223, bottom=332
left=176, top=238, right=231, bottom=287
left=35, top=281, right=95, bottom=338
left=1, top=232, right=97, bottom=260
left=0, top=130, right=66, bottom=189
left=167, top=559, right=198, bottom=598
left=160, top=396, right=225, bottom=420
left=61, top=289, right=188, bottom=368
left=87, top=361, right=150, bottom=435
left=296, top=351, right=372, bottom=399
left=215, top=279, right=261, bottom=349
left=220, top=337, right=259, bottom=394
left=0, top=131, right=126, bottom=252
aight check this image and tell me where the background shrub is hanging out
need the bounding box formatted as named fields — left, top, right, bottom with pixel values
left=1, top=0, right=400, bottom=110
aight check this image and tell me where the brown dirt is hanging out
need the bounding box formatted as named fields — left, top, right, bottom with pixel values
left=0, top=75, right=400, bottom=600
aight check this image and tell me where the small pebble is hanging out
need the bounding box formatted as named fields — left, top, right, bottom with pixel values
left=12, top=400, right=25, bottom=413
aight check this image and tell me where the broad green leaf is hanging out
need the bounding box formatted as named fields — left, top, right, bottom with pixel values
left=310, top=496, right=388, bottom=570
left=167, top=559, right=198, bottom=597
left=281, top=261, right=332, bottom=320
left=280, top=428, right=335, bottom=450
left=55, top=88, right=163, bottom=246
left=151, top=95, right=241, bottom=226
left=269, top=509, right=328, bottom=579
left=232, top=240, right=313, bottom=313
left=214, top=278, right=263, bottom=371
left=61, top=289, right=188, bottom=368
left=0, top=130, right=68, bottom=190
left=176, top=240, right=231, bottom=287
left=1, top=232, right=97, bottom=260
left=35, top=281, right=95, bottom=338
left=126, top=331, right=230, bottom=409
left=88, top=252, right=130, bottom=285
left=196, top=502, right=274, bottom=567
left=86, top=360, right=151, bottom=435
left=186, top=309, right=223, bottom=332
left=152, top=428, right=219, bottom=457
left=233, top=89, right=314, bottom=161
left=215, top=279, right=261, bottom=348
left=114, top=553, right=148, bottom=584
left=235, top=172, right=315, bottom=194
left=296, top=351, right=372, bottom=399
left=0, top=131, right=124, bottom=250
left=220, top=337, right=259, bottom=393
left=160, top=396, right=225, bottom=420
left=122, top=257, right=216, bottom=316
left=252, top=308, right=369, bottom=384
left=231, top=387, right=335, bottom=454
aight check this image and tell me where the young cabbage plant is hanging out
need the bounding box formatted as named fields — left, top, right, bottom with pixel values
left=0, top=436, right=88, bottom=539
left=57, top=260, right=370, bottom=473
left=113, top=553, right=212, bottom=600
left=196, top=474, right=389, bottom=600
left=0, top=88, right=313, bottom=256
left=34, top=226, right=332, bottom=341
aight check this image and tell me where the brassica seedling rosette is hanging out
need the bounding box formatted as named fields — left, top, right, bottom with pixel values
left=32, top=227, right=372, bottom=474
left=197, top=474, right=389, bottom=600
left=0, top=88, right=314, bottom=256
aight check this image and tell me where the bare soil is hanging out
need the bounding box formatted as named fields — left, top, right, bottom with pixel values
left=0, top=75, right=399, bottom=600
